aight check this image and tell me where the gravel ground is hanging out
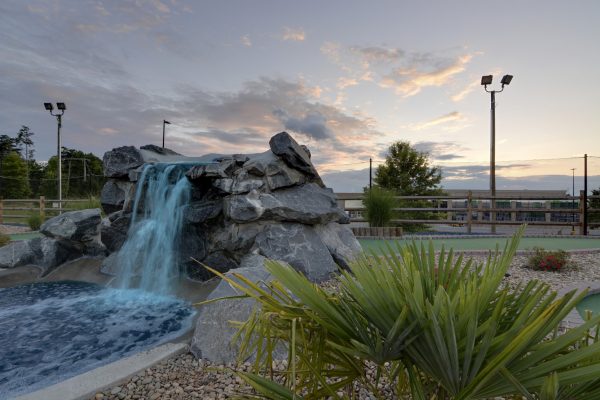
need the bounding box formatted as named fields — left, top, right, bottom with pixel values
left=91, top=251, right=600, bottom=400
left=0, top=224, right=31, bottom=235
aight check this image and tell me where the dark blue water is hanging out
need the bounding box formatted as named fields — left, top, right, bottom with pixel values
left=0, top=281, right=195, bottom=398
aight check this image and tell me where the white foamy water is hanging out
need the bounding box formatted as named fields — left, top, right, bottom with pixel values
left=0, top=281, right=195, bottom=398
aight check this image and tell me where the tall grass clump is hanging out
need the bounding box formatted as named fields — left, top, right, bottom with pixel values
left=202, top=225, right=600, bottom=399
left=26, top=213, right=44, bottom=231
left=0, top=232, right=9, bottom=247
left=363, top=186, right=396, bottom=227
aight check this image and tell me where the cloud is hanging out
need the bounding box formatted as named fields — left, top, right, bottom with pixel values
left=409, top=111, right=467, bottom=131
left=282, top=27, right=305, bottom=41
left=321, top=43, right=475, bottom=97
left=273, top=109, right=332, bottom=140
left=451, top=79, right=480, bottom=102
left=350, top=46, right=403, bottom=65
left=337, top=77, right=359, bottom=90
left=413, top=141, right=469, bottom=160
left=241, top=35, right=252, bottom=47
left=381, top=54, right=473, bottom=96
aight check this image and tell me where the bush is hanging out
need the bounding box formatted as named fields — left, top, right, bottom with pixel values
left=527, top=247, right=570, bottom=272
left=0, top=232, right=9, bottom=247
left=363, top=186, right=396, bottom=227
left=26, top=213, right=44, bottom=231
left=203, top=226, right=600, bottom=399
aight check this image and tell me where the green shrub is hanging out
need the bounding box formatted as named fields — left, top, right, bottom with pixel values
left=363, top=186, right=396, bottom=227
left=202, top=226, right=600, bottom=399
left=527, top=247, right=570, bottom=272
left=0, top=232, right=9, bottom=247
left=26, top=213, right=44, bottom=231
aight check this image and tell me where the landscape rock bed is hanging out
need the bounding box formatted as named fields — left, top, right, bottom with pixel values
left=93, top=251, right=600, bottom=400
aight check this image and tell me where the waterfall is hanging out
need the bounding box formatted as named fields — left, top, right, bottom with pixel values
left=114, top=163, right=192, bottom=295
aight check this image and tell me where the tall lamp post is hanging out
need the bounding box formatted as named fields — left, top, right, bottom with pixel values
left=44, top=102, right=66, bottom=210
left=481, top=74, right=513, bottom=234
left=162, top=120, right=171, bottom=149
left=571, top=168, right=576, bottom=232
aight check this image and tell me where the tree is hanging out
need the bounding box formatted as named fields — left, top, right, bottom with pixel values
left=0, top=152, right=30, bottom=198
left=15, top=125, right=35, bottom=163
left=43, top=147, right=105, bottom=198
left=374, top=141, right=444, bottom=231
left=375, top=141, right=442, bottom=195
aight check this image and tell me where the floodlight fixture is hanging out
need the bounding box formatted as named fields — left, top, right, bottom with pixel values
left=43, top=101, right=67, bottom=212
left=481, top=75, right=493, bottom=86
left=501, top=74, right=513, bottom=86
left=481, top=73, right=514, bottom=233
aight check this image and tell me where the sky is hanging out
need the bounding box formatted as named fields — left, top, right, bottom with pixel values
left=1, top=0, right=599, bottom=192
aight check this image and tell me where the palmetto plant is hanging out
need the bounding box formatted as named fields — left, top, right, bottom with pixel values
left=201, top=226, right=600, bottom=399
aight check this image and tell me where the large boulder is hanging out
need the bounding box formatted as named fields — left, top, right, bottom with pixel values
left=100, top=180, right=136, bottom=214
left=225, top=183, right=346, bottom=224
left=269, top=132, right=321, bottom=181
left=100, top=212, right=131, bottom=253
left=254, top=223, right=337, bottom=282
left=190, top=258, right=273, bottom=363
left=314, top=222, right=362, bottom=270
left=0, top=237, right=81, bottom=274
left=0, top=240, right=37, bottom=268
left=103, top=146, right=144, bottom=178
left=140, top=144, right=181, bottom=156
left=41, top=209, right=102, bottom=242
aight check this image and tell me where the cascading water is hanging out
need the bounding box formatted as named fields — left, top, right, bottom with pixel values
left=114, top=163, right=193, bottom=295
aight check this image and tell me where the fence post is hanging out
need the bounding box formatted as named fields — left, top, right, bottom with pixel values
left=467, top=191, right=472, bottom=234
left=0, top=198, right=3, bottom=224
left=579, top=190, right=585, bottom=235
left=39, top=196, right=45, bottom=219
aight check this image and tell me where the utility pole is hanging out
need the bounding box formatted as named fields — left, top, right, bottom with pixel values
left=481, top=74, right=513, bottom=234
left=162, top=120, right=171, bottom=149
left=44, top=102, right=66, bottom=212
left=369, top=158, right=372, bottom=189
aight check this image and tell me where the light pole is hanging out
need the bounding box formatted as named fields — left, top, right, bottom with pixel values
left=481, top=74, right=513, bottom=233
left=162, top=120, right=171, bottom=149
left=571, top=168, right=576, bottom=231
left=44, top=102, right=66, bottom=211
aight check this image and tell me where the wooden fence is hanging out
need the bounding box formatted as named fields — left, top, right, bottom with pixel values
left=0, top=197, right=92, bottom=223
left=336, top=192, right=600, bottom=236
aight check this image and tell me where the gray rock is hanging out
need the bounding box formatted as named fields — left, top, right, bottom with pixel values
left=314, top=222, right=362, bottom=270
left=101, top=213, right=131, bottom=253
left=33, top=237, right=81, bottom=274
left=0, top=237, right=81, bottom=273
left=0, top=240, right=36, bottom=268
left=187, top=160, right=236, bottom=180
left=41, top=209, right=102, bottom=242
left=180, top=225, right=208, bottom=280
left=242, top=151, right=305, bottom=190
left=225, top=183, right=347, bottom=225
left=100, top=252, right=119, bottom=276
left=194, top=251, right=238, bottom=281
left=239, top=253, right=268, bottom=270
left=100, top=180, right=136, bottom=214
left=213, top=177, right=264, bottom=195
left=140, top=144, right=181, bottom=156
left=254, top=223, right=337, bottom=282
left=190, top=264, right=272, bottom=363
left=103, top=146, right=144, bottom=178
left=184, top=201, right=222, bottom=224
left=269, top=132, right=320, bottom=180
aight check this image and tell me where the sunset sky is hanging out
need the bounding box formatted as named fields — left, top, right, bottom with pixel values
left=1, top=0, right=599, bottom=192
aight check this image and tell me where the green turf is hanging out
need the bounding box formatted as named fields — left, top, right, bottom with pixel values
left=359, top=237, right=600, bottom=252
left=8, top=232, right=43, bottom=241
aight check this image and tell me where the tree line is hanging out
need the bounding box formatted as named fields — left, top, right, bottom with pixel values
left=0, top=126, right=105, bottom=199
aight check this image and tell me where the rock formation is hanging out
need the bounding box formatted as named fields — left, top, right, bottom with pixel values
left=0, top=209, right=105, bottom=274
left=100, top=132, right=361, bottom=283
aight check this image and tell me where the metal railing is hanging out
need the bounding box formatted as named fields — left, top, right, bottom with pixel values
left=336, top=192, right=600, bottom=235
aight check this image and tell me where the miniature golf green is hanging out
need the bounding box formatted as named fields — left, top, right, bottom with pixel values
left=359, top=237, right=600, bottom=252
left=576, top=293, right=600, bottom=318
